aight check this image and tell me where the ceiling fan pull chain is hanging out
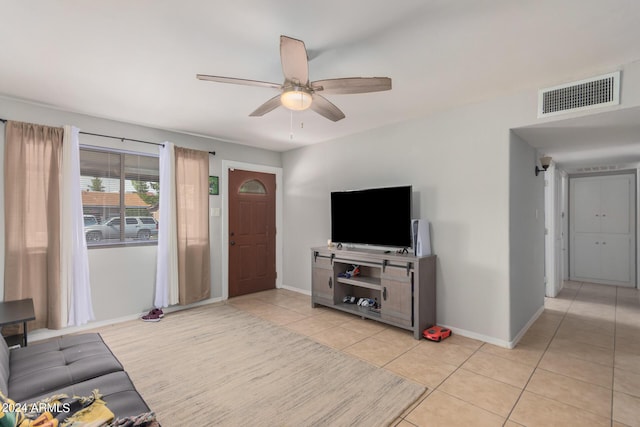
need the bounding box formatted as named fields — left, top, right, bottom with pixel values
left=290, top=110, right=294, bottom=140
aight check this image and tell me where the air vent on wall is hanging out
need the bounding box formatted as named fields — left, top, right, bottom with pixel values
left=574, top=165, right=620, bottom=173
left=538, top=71, right=620, bottom=118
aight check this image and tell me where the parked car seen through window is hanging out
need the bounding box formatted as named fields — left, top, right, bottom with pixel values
left=80, top=147, right=159, bottom=247
left=85, top=216, right=158, bottom=242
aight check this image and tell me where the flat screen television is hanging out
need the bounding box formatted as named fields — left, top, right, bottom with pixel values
left=331, top=185, right=412, bottom=248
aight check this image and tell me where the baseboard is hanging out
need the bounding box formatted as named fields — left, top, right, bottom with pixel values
left=508, top=304, right=545, bottom=348
left=29, top=296, right=224, bottom=343
left=436, top=324, right=511, bottom=349
left=278, top=284, right=311, bottom=296
left=441, top=304, right=545, bottom=349
left=279, top=285, right=545, bottom=349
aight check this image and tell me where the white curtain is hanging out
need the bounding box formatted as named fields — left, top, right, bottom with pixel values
left=154, top=142, right=179, bottom=307
left=61, top=125, right=95, bottom=326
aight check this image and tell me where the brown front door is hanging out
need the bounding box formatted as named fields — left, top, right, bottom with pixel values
left=228, top=169, right=276, bottom=297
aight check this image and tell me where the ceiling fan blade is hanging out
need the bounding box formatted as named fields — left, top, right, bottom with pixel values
left=249, top=95, right=282, bottom=117
left=197, top=74, right=281, bottom=89
left=280, top=35, right=309, bottom=85
left=311, top=77, right=392, bottom=94
left=310, top=94, right=345, bottom=122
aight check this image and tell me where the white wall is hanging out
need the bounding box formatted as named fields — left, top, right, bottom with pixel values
left=283, top=91, right=537, bottom=346
left=282, top=59, right=640, bottom=346
left=0, top=96, right=281, bottom=325
left=509, top=132, right=546, bottom=341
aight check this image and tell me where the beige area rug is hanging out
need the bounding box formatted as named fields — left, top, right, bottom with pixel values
left=95, top=303, right=425, bottom=426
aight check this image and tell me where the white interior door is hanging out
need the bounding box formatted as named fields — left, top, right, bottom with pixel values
left=553, top=170, right=564, bottom=288
left=569, top=173, right=635, bottom=287
left=562, top=173, right=569, bottom=281
left=573, top=179, right=601, bottom=232
left=545, top=165, right=563, bottom=297
left=600, top=177, right=631, bottom=234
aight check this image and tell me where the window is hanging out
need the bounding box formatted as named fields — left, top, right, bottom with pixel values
left=239, top=179, right=266, bottom=194
left=80, top=147, right=159, bottom=246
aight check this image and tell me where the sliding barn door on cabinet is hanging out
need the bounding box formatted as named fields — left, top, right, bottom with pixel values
left=569, top=174, right=635, bottom=287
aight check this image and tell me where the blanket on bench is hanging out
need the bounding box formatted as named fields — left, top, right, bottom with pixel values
left=0, top=389, right=158, bottom=427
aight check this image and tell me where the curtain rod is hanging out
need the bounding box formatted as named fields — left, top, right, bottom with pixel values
left=0, top=118, right=215, bottom=156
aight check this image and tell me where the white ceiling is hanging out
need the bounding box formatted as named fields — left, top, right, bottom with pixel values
left=514, top=106, right=640, bottom=171
left=2, top=1, right=640, bottom=162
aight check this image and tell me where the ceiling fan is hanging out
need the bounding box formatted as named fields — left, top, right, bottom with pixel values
left=196, top=35, right=391, bottom=122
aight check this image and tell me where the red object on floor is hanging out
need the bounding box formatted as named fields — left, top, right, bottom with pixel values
left=423, top=325, right=451, bottom=342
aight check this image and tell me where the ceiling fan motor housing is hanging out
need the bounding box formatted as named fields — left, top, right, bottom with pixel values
left=281, top=85, right=313, bottom=111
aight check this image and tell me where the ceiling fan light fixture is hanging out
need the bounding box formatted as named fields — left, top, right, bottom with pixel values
left=281, top=87, right=312, bottom=111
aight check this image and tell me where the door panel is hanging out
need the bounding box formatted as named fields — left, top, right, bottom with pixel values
left=238, top=245, right=252, bottom=280
left=229, top=169, right=276, bottom=297
left=380, top=266, right=412, bottom=327
left=572, top=179, right=601, bottom=233
left=238, top=201, right=252, bottom=234
left=601, top=235, right=631, bottom=283
left=600, top=178, right=630, bottom=234
left=312, top=266, right=334, bottom=306
left=255, top=243, right=268, bottom=277
left=573, top=234, right=601, bottom=280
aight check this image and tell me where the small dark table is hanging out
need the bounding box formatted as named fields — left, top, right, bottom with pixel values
left=0, top=298, right=35, bottom=347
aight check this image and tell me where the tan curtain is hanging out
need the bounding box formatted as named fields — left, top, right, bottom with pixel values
left=174, top=147, right=210, bottom=305
left=4, top=121, right=64, bottom=330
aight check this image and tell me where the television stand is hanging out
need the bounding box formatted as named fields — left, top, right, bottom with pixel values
left=311, top=246, right=436, bottom=339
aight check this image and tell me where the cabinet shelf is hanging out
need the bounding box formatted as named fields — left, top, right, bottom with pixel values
left=333, top=259, right=382, bottom=269
left=336, top=276, right=381, bottom=290
left=334, top=302, right=382, bottom=319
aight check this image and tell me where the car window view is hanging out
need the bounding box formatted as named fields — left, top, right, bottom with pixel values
left=83, top=215, right=98, bottom=226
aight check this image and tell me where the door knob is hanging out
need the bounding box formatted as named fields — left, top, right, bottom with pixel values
left=230, top=241, right=236, bottom=246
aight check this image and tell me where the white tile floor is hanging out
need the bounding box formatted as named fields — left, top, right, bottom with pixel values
left=228, top=281, right=640, bottom=426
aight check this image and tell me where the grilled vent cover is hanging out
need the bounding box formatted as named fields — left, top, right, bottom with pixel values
left=538, top=71, right=620, bottom=118
left=575, top=165, right=620, bottom=173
